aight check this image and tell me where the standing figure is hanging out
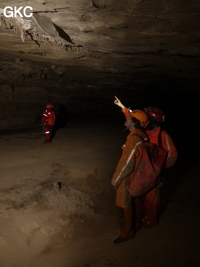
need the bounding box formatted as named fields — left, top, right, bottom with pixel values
left=142, top=106, right=178, bottom=227
left=111, top=109, right=149, bottom=244
left=114, top=96, right=178, bottom=229
left=41, top=102, right=55, bottom=143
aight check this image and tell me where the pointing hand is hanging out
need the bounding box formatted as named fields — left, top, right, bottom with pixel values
left=114, top=96, right=124, bottom=109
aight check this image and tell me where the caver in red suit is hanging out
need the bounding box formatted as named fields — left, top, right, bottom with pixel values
left=41, top=102, right=56, bottom=143
left=142, top=107, right=178, bottom=227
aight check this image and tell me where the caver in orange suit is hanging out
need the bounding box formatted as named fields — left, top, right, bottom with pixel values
left=122, top=104, right=178, bottom=228
left=111, top=110, right=148, bottom=244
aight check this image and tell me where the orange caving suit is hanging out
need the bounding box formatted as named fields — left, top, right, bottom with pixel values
left=41, top=108, right=55, bottom=141
left=111, top=129, right=147, bottom=239
left=122, top=106, right=178, bottom=226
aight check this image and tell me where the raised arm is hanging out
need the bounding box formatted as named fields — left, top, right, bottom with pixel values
left=114, top=96, right=131, bottom=118
left=114, top=96, right=125, bottom=109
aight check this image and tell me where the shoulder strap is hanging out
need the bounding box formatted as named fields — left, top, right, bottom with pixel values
left=132, top=133, right=145, bottom=143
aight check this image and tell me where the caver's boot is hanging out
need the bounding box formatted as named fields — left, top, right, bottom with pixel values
left=142, top=202, right=159, bottom=228
left=114, top=206, right=135, bottom=244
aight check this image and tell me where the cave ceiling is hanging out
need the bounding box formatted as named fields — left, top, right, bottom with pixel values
left=0, top=0, right=200, bottom=90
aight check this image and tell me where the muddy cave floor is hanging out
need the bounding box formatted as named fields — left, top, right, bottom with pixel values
left=0, top=117, right=200, bottom=267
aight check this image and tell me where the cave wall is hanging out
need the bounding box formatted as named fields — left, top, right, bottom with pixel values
left=1, top=53, right=200, bottom=130
left=0, top=0, right=200, bottom=129
left=1, top=63, right=199, bottom=130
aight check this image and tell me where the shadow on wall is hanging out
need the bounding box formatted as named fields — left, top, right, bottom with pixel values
left=51, top=104, right=70, bottom=141
left=53, top=23, right=74, bottom=44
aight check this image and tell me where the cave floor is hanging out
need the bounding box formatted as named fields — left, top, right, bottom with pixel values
left=0, top=118, right=199, bottom=267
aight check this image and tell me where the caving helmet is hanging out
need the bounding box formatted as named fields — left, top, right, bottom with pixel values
left=46, top=102, right=53, bottom=108
left=130, top=109, right=149, bottom=128
left=144, top=107, right=165, bottom=122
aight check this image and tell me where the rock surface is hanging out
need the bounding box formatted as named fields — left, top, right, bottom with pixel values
left=0, top=119, right=199, bottom=267
left=0, top=0, right=200, bottom=128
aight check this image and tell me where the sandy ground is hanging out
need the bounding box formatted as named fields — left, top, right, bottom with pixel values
left=0, top=118, right=200, bottom=267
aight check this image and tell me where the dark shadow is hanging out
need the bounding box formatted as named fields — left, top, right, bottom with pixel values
left=159, top=163, right=183, bottom=219
left=34, top=113, right=42, bottom=125
left=51, top=105, right=70, bottom=142
left=159, top=156, right=200, bottom=221
left=158, top=88, right=200, bottom=219
left=53, top=23, right=74, bottom=44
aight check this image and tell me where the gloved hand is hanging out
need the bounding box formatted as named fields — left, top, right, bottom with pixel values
left=114, top=96, right=124, bottom=109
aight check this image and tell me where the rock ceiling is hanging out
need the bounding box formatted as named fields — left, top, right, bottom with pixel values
left=0, top=0, right=200, bottom=89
